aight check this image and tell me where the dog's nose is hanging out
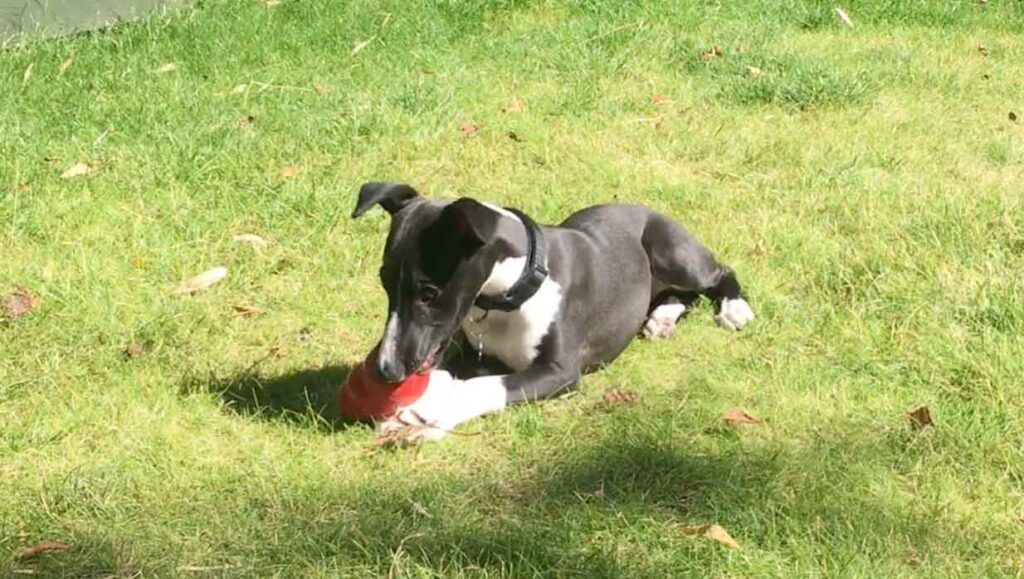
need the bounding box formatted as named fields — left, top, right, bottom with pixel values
left=375, top=355, right=407, bottom=383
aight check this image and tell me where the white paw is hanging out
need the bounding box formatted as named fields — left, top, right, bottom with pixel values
left=373, top=372, right=508, bottom=443
left=715, top=297, right=754, bottom=331
left=642, top=299, right=686, bottom=340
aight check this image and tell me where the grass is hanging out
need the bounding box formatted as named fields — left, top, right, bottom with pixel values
left=2, top=0, right=1023, bottom=576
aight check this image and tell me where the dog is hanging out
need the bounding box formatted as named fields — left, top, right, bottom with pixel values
left=352, top=182, right=754, bottom=441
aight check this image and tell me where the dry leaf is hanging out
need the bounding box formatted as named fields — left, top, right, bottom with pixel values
left=351, top=38, right=373, bottom=55
left=232, top=304, right=262, bottom=317
left=313, top=82, right=329, bottom=93
left=237, top=115, right=255, bottom=130
left=233, top=233, right=267, bottom=247
left=60, top=162, right=92, bottom=179
left=157, top=62, right=177, bottom=74
left=460, top=121, right=482, bottom=135
left=699, top=45, right=723, bottom=61
left=229, top=83, right=249, bottom=95
left=678, top=524, right=741, bottom=550
left=907, top=405, right=933, bottom=429
left=59, top=54, right=75, bottom=74
left=602, top=388, right=637, bottom=407
left=15, top=540, right=68, bottom=559
left=834, top=7, right=854, bottom=27
left=508, top=130, right=524, bottom=142
left=23, top=63, right=34, bottom=82
left=174, top=267, right=228, bottom=295
left=752, top=239, right=766, bottom=257
left=501, top=96, right=524, bottom=113
left=977, top=45, right=990, bottom=57
left=130, top=255, right=146, bottom=268
left=3, top=287, right=37, bottom=321
left=375, top=423, right=429, bottom=446
left=17, top=182, right=31, bottom=192
left=278, top=164, right=298, bottom=179
left=746, top=65, right=765, bottom=77
left=650, top=93, right=670, bottom=104
left=722, top=409, right=762, bottom=424
left=264, top=0, right=281, bottom=5
left=122, top=343, right=145, bottom=359
left=1010, top=111, right=1018, bottom=122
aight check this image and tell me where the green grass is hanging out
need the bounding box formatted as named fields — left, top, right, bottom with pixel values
left=2, top=0, right=1024, bottom=576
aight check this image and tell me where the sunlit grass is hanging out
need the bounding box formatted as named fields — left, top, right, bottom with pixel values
left=2, top=0, right=1023, bottom=576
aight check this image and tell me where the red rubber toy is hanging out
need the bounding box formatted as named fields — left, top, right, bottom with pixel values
left=337, top=347, right=429, bottom=421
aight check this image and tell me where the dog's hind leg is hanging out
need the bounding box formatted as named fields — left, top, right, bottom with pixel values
left=641, top=213, right=754, bottom=331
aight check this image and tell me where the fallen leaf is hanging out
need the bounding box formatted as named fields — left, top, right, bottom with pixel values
left=752, top=239, right=766, bottom=257
left=264, top=0, right=281, bottom=5
left=157, top=62, right=177, bottom=74
left=23, top=63, right=34, bottom=82
left=1010, top=111, right=1018, bottom=122
left=602, top=388, right=637, bottom=407
left=375, top=423, right=429, bottom=446
left=3, top=287, right=37, bottom=321
left=678, top=524, right=741, bottom=550
left=650, top=93, right=670, bottom=104
left=460, top=121, right=482, bottom=135
left=746, top=65, right=765, bottom=77
left=233, top=233, right=267, bottom=247
left=501, top=96, right=524, bottom=113
left=907, top=405, right=933, bottom=429
left=699, top=45, right=723, bottom=61
left=60, top=162, right=93, bottom=179
left=981, top=73, right=991, bottom=80
left=229, top=83, right=249, bottom=95
left=834, top=7, right=854, bottom=27
left=130, top=255, right=146, bottom=268
left=232, top=304, right=262, bottom=317
left=174, top=267, right=228, bottom=295
left=351, top=38, right=373, bottom=55
left=122, top=343, right=145, bottom=359
left=297, top=327, right=312, bottom=343
left=507, top=130, right=524, bottom=142
left=407, top=498, right=432, bottom=518
left=17, top=182, right=31, bottom=192
left=237, top=115, right=255, bottom=130
left=278, top=164, right=298, bottom=179
left=313, top=82, right=329, bottom=93
left=734, top=42, right=748, bottom=54
left=722, top=409, right=762, bottom=424
left=59, top=53, right=75, bottom=74
left=14, top=540, right=68, bottom=559
left=977, top=45, right=990, bottom=57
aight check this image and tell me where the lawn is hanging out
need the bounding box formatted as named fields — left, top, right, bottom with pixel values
left=2, top=0, right=1023, bottom=576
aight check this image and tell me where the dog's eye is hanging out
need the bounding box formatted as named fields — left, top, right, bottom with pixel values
left=416, top=284, right=440, bottom=303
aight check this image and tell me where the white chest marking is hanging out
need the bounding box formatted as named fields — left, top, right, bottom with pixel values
left=461, top=257, right=562, bottom=371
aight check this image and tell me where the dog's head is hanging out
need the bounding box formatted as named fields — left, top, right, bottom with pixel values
left=352, top=182, right=524, bottom=382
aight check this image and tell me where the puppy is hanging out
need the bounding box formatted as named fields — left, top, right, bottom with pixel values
left=352, top=182, right=753, bottom=440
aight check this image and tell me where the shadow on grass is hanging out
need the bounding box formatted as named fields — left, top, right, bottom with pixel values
left=183, top=363, right=358, bottom=432
left=12, top=428, right=950, bottom=576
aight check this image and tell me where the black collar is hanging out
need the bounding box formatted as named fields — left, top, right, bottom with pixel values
left=473, top=208, right=548, bottom=312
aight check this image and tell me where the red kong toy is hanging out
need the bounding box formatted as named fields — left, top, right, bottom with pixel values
left=337, top=347, right=430, bottom=421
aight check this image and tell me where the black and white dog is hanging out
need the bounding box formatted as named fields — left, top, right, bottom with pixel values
left=352, top=182, right=754, bottom=441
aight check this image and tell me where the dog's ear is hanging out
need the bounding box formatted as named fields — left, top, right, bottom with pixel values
left=442, top=198, right=503, bottom=248
left=351, top=182, right=420, bottom=218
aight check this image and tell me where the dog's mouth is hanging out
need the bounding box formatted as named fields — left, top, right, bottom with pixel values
left=414, top=344, right=443, bottom=375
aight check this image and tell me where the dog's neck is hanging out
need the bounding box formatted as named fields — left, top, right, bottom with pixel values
left=475, top=206, right=532, bottom=298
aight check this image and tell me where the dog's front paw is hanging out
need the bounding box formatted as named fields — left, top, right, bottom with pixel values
left=715, top=297, right=754, bottom=330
